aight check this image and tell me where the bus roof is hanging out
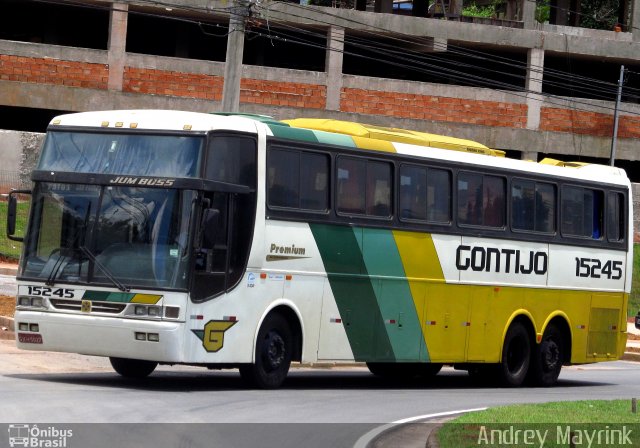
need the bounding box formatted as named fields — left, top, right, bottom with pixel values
left=282, top=118, right=506, bottom=157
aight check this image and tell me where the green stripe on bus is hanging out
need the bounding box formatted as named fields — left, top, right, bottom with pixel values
left=357, top=228, right=430, bottom=362
left=267, top=125, right=319, bottom=143
left=309, top=223, right=395, bottom=361
left=312, top=130, right=357, bottom=148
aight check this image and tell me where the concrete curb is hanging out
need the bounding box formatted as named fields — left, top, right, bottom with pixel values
left=0, top=267, right=18, bottom=276
left=622, top=352, right=640, bottom=362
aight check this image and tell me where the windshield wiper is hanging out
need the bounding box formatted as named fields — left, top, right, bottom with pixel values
left=79, top=245, right=130, bottom=292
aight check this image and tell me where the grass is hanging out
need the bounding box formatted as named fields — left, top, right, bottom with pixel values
left=0, top=200, right=29, bottom=260
left=437, top=400, right=640, bottom=447
left=630, top=243, right=640, bottom=317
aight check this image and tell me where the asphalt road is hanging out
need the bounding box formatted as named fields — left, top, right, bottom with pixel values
left=1, top=340, right=640, bottom=447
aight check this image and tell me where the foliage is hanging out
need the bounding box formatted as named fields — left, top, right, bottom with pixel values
left=579, top=0, right=621, bottom=30
left=535, top=0, right=550, bottom=23
left=0, top=201, right=28, bottom=260
left=630, top=243, right=640, bottom=317
left=462, top=1, right=497, bottom=18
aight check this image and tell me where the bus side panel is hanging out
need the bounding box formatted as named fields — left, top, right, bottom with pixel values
left=310, top=224, right=395, bottom=362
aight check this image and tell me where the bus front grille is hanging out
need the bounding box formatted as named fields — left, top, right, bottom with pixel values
left=49, top=299, right=127, bottom=314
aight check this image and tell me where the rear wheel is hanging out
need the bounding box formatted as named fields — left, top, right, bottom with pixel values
left=528, top=323, right=563, bottom=387
left=109, top=357, right=157, bottom=378
left=498, top=321, right=531, bottom=387
left=240, top=313, right=292, bottom=389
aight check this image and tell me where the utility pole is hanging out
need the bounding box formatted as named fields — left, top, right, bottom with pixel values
left=609, top=65, right=625, bottom=166
left=221, top=0, right=249, bottom=112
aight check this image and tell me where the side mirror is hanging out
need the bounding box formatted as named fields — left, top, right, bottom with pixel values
left=6, top=189, right=31, bottom=242
left=199, top=208, right=220, bottom=250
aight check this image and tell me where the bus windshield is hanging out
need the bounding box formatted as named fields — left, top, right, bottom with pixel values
left=21, top=183, right=195, bottom=290
left=39, top=131, right=203, bottom=177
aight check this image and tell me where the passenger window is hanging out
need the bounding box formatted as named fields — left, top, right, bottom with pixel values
left=337, top=157, right=391, bottom=217
left=400, top=165, right=451, bottom=223
left=267, top=148, right=329, bottom=211
left=561, top=186, right=603, bottom=239
left=511, top=179, right=556, bottom=233
left=607, top=192, right=625, bottom=242
left=458, top=172, right=505, bottom=228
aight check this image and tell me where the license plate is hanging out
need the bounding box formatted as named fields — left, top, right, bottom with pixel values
left=18, top=333, right=43, bottom=344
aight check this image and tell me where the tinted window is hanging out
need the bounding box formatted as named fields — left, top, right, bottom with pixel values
left=206, top=135, right=257, bottom=188
left=511, top=179, right=556, bottom=233
left=337, top=157, right=391, bottom=217
left=458, top=172, right=505, bottom=228
left=607, top=192, right=625, bottom=242
left=267, top=148, right=329, bottom=211
left=400, top=165, right=451, bottom=223
left=561, top=186, right=603, bottom=238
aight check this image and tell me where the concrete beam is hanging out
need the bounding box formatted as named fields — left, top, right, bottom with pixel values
left=633, top=0, right=640, bottom=42
left=3, top=81, right=638, bottom=162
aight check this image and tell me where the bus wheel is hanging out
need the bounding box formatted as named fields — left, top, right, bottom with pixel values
left=528, top=323, right=563, bottom=387
left=498, top=322, right=531, bottom=387
left=109, top=357, right=158, bottom=378
left=240, top=313, right=292, bottom=389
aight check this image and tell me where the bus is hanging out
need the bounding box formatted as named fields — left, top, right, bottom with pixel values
left=7, top=110, right=632, bottom=388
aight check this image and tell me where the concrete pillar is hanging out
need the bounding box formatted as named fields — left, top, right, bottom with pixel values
left=222, top=2, right=248, bottom=112
left=107, top=2, right=128, bottom=91
left=522, top=0, right=537, bottom=29
left=521, top=150, right=539, bottom=161
left=525, top=48, right=544, bottom=131
left=325, top=27, right=345, bottom=111
left=633, top=0, right=640, bottom=41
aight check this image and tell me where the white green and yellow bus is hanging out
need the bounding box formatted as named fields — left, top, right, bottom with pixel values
left=8, top=110, right=632, bottom=388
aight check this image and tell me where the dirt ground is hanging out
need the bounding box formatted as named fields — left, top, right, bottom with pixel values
left=0, top=295, right=14, bottom=317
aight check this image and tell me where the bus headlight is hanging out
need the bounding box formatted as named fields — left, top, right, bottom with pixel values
left=147, top=306, right=161, bottom=317
left=134, top=306, right=147, bottom=316
left=17, top=296, right=47, bottom=309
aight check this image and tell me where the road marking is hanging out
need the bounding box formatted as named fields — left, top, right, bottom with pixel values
left=353, top=407, right=487, bottom=448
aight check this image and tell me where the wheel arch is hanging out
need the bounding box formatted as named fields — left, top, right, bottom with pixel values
left=500, top=310, right=536, bottom=358
left=254, top=299, right=304, bottom=363
left=540, top=312, right=573, bottom=364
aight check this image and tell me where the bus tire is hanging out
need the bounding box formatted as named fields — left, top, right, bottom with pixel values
left=109, top=357, right=158, bottom=378
left=498, top=321, right=531, bottom=387
left=240, top=313, right=292, bottom=389
left=528, top=323, right=563, bottom=387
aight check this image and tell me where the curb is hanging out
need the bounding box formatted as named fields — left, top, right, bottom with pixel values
left=622, top=351, right=640, bottom=362
left=0, top=267, right=18, bottom=276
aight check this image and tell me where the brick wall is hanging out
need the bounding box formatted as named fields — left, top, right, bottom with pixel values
left=340, top=88, right=528, bottom=127
left=124, top=67, right=326, bottom=108
left=0, top=55, right=107, bottom=89
left=240, top=79, right=326, bottom=109
left=540, top=107, right=640, bottom=139
left=124, top=67, right=224, bottom=100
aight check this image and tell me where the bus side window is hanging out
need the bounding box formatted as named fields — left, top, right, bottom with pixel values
left=206, top=135, right=257, bottom=188
left=607, top=192, right=625, bottom=242
left=561, top=186, right=603, bottom=239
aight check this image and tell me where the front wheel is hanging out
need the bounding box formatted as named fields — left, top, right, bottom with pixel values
left=498, top=321, right=531, bottom=387
left=528, top=323, right=564, bottom=387
left=109, top=357, right=158, bottom=378
left=239, top=313, right=292, bottom=389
